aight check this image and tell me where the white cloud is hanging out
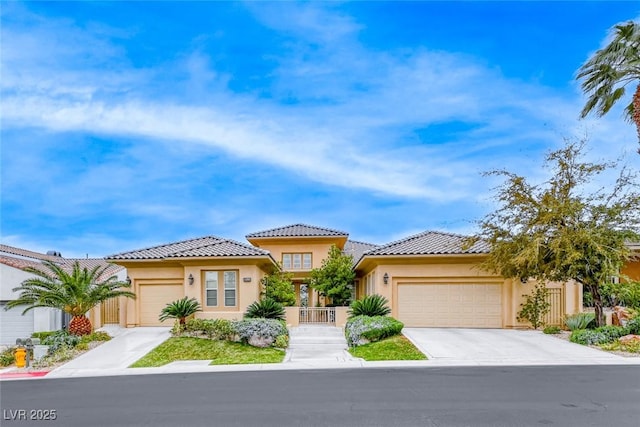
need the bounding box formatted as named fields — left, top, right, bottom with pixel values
left=2, top=2, right=638, bottom=230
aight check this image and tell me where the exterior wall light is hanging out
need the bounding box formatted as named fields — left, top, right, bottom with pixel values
left=383, top=273, right=389, bottom=285
left=188, top=274, right=194, bottom=286
left=126, top=276, right=132, bottom=285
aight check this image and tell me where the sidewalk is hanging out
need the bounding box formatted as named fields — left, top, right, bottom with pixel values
left=2, top=327, right=639, bottom=381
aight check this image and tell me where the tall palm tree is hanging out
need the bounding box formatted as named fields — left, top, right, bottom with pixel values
left=577, top=21, right=640, bottom=149
left=6, top=260, right=135, bottom=336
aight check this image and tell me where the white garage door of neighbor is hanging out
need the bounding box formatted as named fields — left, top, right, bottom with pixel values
left=397, top=283, right=502, bottom=328
left=139, top=284, right=184, bottom=326
left=0, top=302, right=35, bottom=345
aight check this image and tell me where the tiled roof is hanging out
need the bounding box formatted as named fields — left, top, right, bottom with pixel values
left=0, top=250, right=123, bottom=281
left=343, top=240, right=379, bottom=266
left=106, top=236, right=270, bottom=260
left=0, top=244, right=62, bottom=262
left=365, top=231, right=490, bottom=256
left=0, top=256, right=44, bottom=270
left=246, top=224, right=348, bottom=239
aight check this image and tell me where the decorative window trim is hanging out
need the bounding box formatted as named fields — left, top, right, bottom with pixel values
left=203, top=270, right=238, bottom=310
left=282, top=252, right=313, bottom=270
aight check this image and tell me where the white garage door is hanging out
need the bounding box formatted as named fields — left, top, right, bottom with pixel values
left=139, top=284, right=183, bottom=326
left=1, top=302, right=34, bottom=345
left=397, top=283, right=502, bottom=328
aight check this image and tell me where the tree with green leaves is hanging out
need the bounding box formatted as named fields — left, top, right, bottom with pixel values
left=309, top=245, right=356, bottom=306
left=261, top=268, right=296, bottom=306
left=577, top=21, right=640, bottom=149
left=6, top=260, right=135, bottom=336
left=473, top=139, right=640, bottom=327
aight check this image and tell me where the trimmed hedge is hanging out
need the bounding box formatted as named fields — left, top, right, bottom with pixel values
left=233, top=318, right=288, bottom=347
left=345, top=315, right=404, bottom=347
left=570, top=325, right=630, bottom=345
left=184, top=318, right=235, bottom=340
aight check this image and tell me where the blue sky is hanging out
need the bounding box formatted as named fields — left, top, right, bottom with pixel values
left=2, top=1, right=639, bottom=258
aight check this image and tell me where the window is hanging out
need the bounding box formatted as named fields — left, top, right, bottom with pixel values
left=303, top=253, right=312, bottom=269
left=205, top=272, right=218, bottom=306
left=365, top=273, right=375, bottom=295
left=282, top=253, right=312, bottom=270
left=204, top=270, right=237, bottom=307
left=224, top=271, right=237, bottom=307
left=282, top=254, right=292, bottom=269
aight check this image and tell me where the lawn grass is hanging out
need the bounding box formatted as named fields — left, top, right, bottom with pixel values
left=348, top=335, right=427, bottom=361
left=130, top=337, right=285, bottom=367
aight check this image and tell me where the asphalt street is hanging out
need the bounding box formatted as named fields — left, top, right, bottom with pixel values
left=2, top=366, right=639, bottom=427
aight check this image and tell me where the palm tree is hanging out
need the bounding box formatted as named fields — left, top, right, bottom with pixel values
left=6, top=260, right=135, bottom=336
left=159, top=297, right=201, bottom=326
left=577, top=21, right=640, bottom=149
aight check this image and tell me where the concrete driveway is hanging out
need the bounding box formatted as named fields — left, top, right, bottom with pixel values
left=403, top=328, right=636, bottom=366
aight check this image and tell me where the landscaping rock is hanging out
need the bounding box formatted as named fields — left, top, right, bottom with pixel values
left=612, top=306, right=631, bottom=326
left=619, top=334, right=640, bottom=344
left=248, top=335, right=274, bottom=348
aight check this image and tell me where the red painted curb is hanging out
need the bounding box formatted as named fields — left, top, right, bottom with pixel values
left=0, top=371, right=49, bottom=379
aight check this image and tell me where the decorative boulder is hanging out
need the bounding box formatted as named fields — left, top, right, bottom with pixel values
left=619, top=334, right=640, bottom=344
left=248, top=335, right=274, bottom=348
left=612, top=306, right=631, bottom=327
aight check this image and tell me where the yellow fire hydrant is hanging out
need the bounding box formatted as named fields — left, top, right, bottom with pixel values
left=15, top=347, right=27, bottom=368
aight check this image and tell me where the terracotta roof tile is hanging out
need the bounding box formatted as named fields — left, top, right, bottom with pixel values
left=106, top=236, right=270, bottom=260
left=0, top=244, right=62, bottom=262
left=343, top=240, right=379, bottom=266
left=246, top=224, right=348, bottom=238
left=365, top=231, right=489, bottom=256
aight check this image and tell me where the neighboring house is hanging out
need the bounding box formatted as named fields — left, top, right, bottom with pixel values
left=0, top=244, right=125, bottom=345
left=622, top=242, right=640, bottom=281
left=105, top=224, right=583, bottom=329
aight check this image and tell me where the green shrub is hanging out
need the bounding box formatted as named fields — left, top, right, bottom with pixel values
left=0, top=347, right=16, bottom=366
left=570, top=325, right=629, bottom=345
left=345, top=315, right=404, bottom=347
left=517, top=284, right=550, bottom=329
left=349, top=294, right=391, bottom=318
left=79, top=331, right=111, bottom=344
left=31, top=331, right=57, bottom=340
left=75, top=342, right=89, bottom=351
left=564, top=313, right=596, bottom=331
left=244, top=298, right=285, bottom=320
left=184, top=318, right=235, bottom=340
left=43, top=330, right=81, bottom=354
left=625, top=317, right=640, bottom=335
left=233, top=318, right=288, bottom=347
left=274, top=335, right=289, bottom=349
left=600, top=339, right=640, bottom=354
left=34, top=345, right=76, bottom=366
left=543, top=325, right=561, bottom=334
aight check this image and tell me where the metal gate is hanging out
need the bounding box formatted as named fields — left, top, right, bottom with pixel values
left=299, top=307, right=335, bottom=324
left=100, top=298, right=120, bottom=325
left=544, top=288, right=565, bottom=326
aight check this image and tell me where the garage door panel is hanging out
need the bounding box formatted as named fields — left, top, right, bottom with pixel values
left=397, top=283, right=502, bottom=328
left=1, top=303, right=34, bottom=345
left=139, top=284, right=183, bottom=326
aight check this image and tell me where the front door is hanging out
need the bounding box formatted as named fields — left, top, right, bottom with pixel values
left=295, top=283, right=309, bottom=307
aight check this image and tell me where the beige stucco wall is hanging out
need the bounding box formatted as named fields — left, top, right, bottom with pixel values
left=622, top=258, right=640, bottom=281
left=356, top=255, right=582, bottom=329
left=246, top=236, right=346, bottom=276
left=118, top=259, right=271, bottom=327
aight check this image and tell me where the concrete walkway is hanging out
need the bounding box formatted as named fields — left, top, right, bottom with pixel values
left=46, top=326, right=171, bottom=378
left=403, top=328, right=636, bottom=366
left=285, top=325, right=358, bottom=365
